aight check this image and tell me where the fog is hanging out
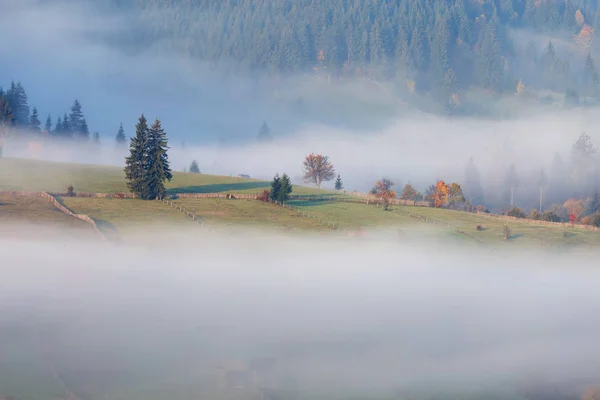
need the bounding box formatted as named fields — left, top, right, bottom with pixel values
left=1, top=226, right=600, bottom=399
left=4, top=108, right=600, bottom=206
left=4, top=0, right=600, bottom=205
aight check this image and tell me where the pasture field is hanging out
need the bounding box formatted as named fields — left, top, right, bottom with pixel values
left=2, top=156, right=600, bottom=248
left=58, top=197, right=192, bottom=241
left=0, top=157, right=334, bottom=196
left=394, top=206, right=600, bottom=250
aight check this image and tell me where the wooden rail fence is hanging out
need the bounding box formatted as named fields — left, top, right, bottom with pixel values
left=476, top=211, right=600, bottom=231
left=159, top=196, right=343, bottom=232
left=0, top=190, right=107, bottom=241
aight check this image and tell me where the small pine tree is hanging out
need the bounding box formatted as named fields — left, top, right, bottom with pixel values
left=143, top=119, right=173, bottom=200
left=116, top=123, right=126, bottom=145
left=278, top=173, right=293, bottom=202
left=29, top=106, right=41, bottom=132
left=93, top=132, right=100, bottom=144
left=44, top=115, right=52, bottom=133
left=62, top=113, right=71, bottom=138
left=54, top=116, right=63, bottom=135
left=269, top=173, right=281, bottom=202
left=335, top=175, right=344, bottom=190
left=257, top=121, right=273, bottom=143
left=189, top=160, right=200, bottom=173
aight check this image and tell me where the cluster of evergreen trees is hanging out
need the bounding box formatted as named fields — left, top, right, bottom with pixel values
left=0, top=80, right=98, bottom=141
left=124, top=114, right=173, bottom=200
left=0, top=80, right=133, bottom=148
left=91, top=0, right=600, bottom=108
left=269, top=173, right=293, bottom=203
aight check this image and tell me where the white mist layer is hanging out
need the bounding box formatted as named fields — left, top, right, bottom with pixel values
left=1, top=228, right=599, bottom=398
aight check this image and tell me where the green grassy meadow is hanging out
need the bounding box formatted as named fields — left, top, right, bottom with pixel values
left=2, top=156, right=600, bottom=248
left=0, top=157, right=333, bottom=196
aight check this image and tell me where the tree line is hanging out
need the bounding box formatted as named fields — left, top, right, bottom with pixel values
left=0, top=80, right=132, bottom=157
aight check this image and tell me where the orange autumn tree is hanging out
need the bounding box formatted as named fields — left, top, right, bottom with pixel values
left=302, top=153, right=336, bottom=188
left=563, top=198, right=585, bottom=221
left=432, top=180, right=449, bottom=208
left=372, top=178, right=397, bottom=210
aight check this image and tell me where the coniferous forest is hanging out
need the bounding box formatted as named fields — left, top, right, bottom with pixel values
left=89, top=0, right=600, bottom=110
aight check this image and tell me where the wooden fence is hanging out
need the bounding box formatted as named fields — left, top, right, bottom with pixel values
left=159, top=197, right=342, bottom=232
left=0, top=190, right=107, bottom=240
left=39, top=190, right=432, bottom=208
left=50, top=192, right=136, bottom=199
left=477, top=211, right=600, bottom=231
left=174, top=193, right=257, bottom=200
left=40, top=192, right=107, bottom=240
left=159, top=197, right=212, bottom=229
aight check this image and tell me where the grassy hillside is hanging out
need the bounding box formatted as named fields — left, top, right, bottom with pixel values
left=2, top=157, right=600, bottom=248
left=0, top=157, right=332, bottom=195
left=394, top=206, right=600, bottom=250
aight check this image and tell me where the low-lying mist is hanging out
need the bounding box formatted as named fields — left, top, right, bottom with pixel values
left=5, top=107, right=600, bottom=199
left=1, top=226, right=600, bottom=399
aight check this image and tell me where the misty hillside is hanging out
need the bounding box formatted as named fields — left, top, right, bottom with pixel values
left=79, top=0, right=600, bottom=113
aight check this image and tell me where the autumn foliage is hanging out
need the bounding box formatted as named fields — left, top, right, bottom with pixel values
left=302, top=153, right=336, bottom=188
left=432, top=180, right=449, bottom=208
left=257, top=189, right=270, bottom=202
left=400, top=183, right=419, bottom=201
left=563, top=198, right=585, bottom=220
left=372, top=179, right=397, bottom=210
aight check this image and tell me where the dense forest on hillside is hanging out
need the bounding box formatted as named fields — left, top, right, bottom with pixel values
left=91, top=0, right=600, bottom=111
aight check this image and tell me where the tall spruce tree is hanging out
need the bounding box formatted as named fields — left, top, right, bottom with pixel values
left=116, top=123, right=126, bottom=145
left=143, top=119, right=173, bottom=200
left=29, top=106, right=41, bottom=133
left=6, top=82, right=30, bottom=127
left=124, top=114, right=149, bottom=198
left=69, top=99, right=89, bottom=140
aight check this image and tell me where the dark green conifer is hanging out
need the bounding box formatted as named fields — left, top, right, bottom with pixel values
left=269, top=173, right=281, bottom=202
left=278, top=173, right=293, bottom=202
left=143, top=118, right=173, bottom=200
left=124, top=114, right=149, bottom=198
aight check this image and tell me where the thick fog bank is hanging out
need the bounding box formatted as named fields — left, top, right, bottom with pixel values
left=1, top=230, right=600, bottom=398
